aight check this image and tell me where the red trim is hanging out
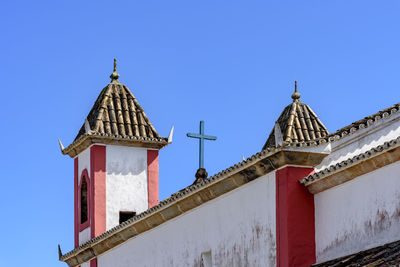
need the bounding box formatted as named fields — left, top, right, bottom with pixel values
left=90, top=258, right=97, bottom=267
left=276, top=166, right=316, bottom=267
left=74, top=158, right=79, bottom=248
left=90, top=145, right=106, bottom=238
left=147, top=150, right=159, bottom=208
left=78, top=169, right=90, bottom=231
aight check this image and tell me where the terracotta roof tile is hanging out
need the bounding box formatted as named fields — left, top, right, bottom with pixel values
left=74, top=80, right=160, bottom=141
left=263, top=82, right=328, bottom=149
left=73, top=59, right=160, bottom=142
left=325, top=102, right=400, bottom=142
left=314, top=239, right=400, bottom=266
left=60, top=60, right=167, bottom=157
left=300, top=135, right=400, bottom=185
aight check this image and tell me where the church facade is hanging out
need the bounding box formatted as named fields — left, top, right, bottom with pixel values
left=59, top=61, right=400, bottom=266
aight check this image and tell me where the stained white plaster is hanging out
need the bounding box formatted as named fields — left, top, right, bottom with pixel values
left=81, top=262, right=90, bottom=267
left=315, top=161, right=400, bottom=263
left=97, top=172, right=277, bottom=267
left=79, top=227, right=91, bottom=245
left=316, top=114, right=400, bottom=171
left=78, top=147, right=91, bottom=184
left=106, top=145, right=149, bottom=230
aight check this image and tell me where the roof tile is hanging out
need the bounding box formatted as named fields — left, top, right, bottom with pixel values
left=314, top=239, right=400, bottom=266
left=263, top=82, right=328, bottom=149
left=74, top=69, right=160, bottom=142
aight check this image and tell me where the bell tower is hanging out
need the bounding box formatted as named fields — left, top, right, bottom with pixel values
left=59, top=59, right=170, bottom=247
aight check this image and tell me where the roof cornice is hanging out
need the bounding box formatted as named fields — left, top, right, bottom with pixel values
left=60, top=146, right=328, bottom=266
left=300, top=136, right=400, bottom=194
left=62, top=133, right=168, bottom=158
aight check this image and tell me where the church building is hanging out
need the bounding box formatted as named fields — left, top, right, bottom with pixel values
left=58, top=61, right=400, bottom=266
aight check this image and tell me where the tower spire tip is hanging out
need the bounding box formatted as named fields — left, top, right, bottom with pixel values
left=110, top=58, right=120, bottom=81
left=291, top=80, right=301, bottom=101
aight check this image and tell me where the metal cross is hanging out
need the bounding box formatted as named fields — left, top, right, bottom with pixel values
left=187, top=120, right=217, bottom=169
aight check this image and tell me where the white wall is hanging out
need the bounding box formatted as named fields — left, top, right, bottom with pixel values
left=78, top=147, right=91, bottom=184
left=97, top=172, right=277, bottom=267
left=79, top=227, right=91, bottom=245
left=315, top=161, right=400, bottom=263
left=106, top=145, right=149, bottom=230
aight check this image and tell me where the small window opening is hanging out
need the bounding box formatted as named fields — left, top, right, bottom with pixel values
left=201, top=251, right=212, bottom=267
left=119, top=211, right=136, bottom=224
left=80, top=178, right=88, bottom=224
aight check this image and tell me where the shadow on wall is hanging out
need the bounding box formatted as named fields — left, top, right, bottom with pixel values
left=107, top=157, right=147, bottom=176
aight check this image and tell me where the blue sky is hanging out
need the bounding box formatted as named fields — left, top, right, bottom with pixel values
left=1, top=1, right=399, bottom=266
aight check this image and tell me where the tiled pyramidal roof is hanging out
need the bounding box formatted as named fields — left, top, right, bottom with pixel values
left=75, top=75, right=160, bottom=141
left=263, top=81, right=328, bottom=149
left=61, top=59, right=167, bottom=157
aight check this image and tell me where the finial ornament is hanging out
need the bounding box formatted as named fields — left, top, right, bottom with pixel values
left=110, top=58, right=120, bottom=81
left=291, top=80, right=301, bottom=101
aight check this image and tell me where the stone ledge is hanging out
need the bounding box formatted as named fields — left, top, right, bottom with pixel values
left=63, top=134, right=168, bottom=158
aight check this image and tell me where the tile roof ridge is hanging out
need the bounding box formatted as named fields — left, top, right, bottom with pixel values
left=300, top=135, right=400, bottom=185
left=323, top=102, right=400, bottom=143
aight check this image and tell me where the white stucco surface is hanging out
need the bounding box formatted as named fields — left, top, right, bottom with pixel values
left=81, top=262, right=90, bottom=267
left=106, top=145, right=149, bottom=230
left=79, top=227, right=91, bottom=245
left=78, top=147, right=91, bottom=184
left=97, top=172, right=277, bottom=267
left=316, top=114, right=400, bottom=171
left=315, top=160, right=400, bottom=263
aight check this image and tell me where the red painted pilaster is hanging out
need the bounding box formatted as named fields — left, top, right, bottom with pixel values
left=74, top=158, right=79, bottom=248
left=147, top=150, right=159, bottom=208
left=90, top=258, right=97, bottom=267
left=90, top=145, right=106, bottom=238
left=276, top=166, right=315, bottom=267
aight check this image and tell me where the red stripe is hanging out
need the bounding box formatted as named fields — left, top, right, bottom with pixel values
left=147, top=150, right=159, bottom=208
left=90, top=258, right=97, bottom=267
left=90, top=145, right=107, bottom=238
left=74, top=158, right=79, bottom=248
left=276, top=166, right=315, bottom=267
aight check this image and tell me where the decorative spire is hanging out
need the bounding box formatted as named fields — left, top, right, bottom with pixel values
left=110, top=58, right=120, bottom=81
left=291, top=80, right=301, bottom=101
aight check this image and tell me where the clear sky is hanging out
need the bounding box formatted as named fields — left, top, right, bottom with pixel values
left=1, top=1, right=399, bottom=266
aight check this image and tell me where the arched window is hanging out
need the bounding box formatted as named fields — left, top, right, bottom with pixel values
left=79, top=169, right=90, bottom=230
left=80, top=177, right=88, bottom=224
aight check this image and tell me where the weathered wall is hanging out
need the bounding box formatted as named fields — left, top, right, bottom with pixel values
left=315, top=160, right=400, bottom=263
left=97, top=172, right=277, bottom=267
left=106, top=145, right=148, bottom=230
left=316, top=113, right=400, bottom=172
